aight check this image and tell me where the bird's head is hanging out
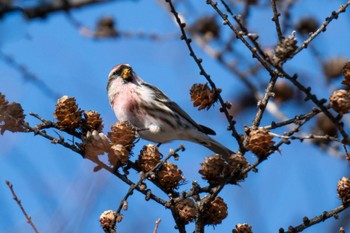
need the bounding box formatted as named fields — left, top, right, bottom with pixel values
left=108, top=64, right=133, bottom=82
left=107, top=64, right=139, bottom=92
left=106, top=63, right=145, bottom=102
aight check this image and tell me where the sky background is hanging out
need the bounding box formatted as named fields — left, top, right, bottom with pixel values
left=1, top=0, right=350, bottom=232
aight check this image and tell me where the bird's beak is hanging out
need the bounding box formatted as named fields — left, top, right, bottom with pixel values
left=122, top=68, right=132, bottom=80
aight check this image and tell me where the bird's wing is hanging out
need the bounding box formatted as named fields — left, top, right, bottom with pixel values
left=142, top=83, right=216, bottom=135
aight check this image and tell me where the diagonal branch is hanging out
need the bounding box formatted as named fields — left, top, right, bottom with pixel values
left=6, top=181, right=40, bottom=233
left=290, top=1, right=350, bottom=58
left=164, top=0, right=244, bottom=152
left=280, top=204, right=348, bottom=233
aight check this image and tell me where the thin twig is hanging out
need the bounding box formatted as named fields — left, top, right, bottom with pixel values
left=165, top=0, right=244, bottom=152
left=271, top=0, right=284, bottom=41
left=270, top=132, right=343, bottom=144
left=281, top=204, right=348, bottom=232
left=6, top=181, right=40, bottom=233
left=291, top=1, right=350, bottom=58
left=264, top=109, right=320, bottom=130
left=153, top=218, right=161, bottom=233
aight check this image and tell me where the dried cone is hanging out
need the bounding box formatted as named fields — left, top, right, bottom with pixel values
left=175, top=198, right=196, bottom=224
left=342, top=61, right=350, bottom=87
left=99, top=210, right=116, bottom=232
left=108, top=144, right=129, bottom=167
left=295, top=17, right=319, bottom=35
left=234, top=223, right=253, bottom=233
left=323, top=57, right=347, bottom=80
left=273, top=34, right=298, bottom=64
left=83, top=110, right=103, bottom=133
left=199, top=154, right=226, bottom=183
left=337, top=177, right=350, bottom=204
left=54, top=96, right=83, bottom=131
left=95, top=16, right=119, bottom=38
left=189, top=16, right=220, bottom=41
left=330, top=90, right=350, bottom=114
left=228, top=153, right=250, bottom=183
left=137, top=144, right=161, bottom=172
left=190, top=83, right=220, bottom=110
left=157, top=162, right=184, bottom=191
left=83, top=130, right=111, bottom=161
left=203, top=197, right=228, bottom=225
left=273, top=81, right=294, bottom=104
left=0, top=93, right=8, bottom=115
left=108, top=121, right=135, bottom=151
left=199, top=153, right=249, bottom=185
left=0, top=101, right=25, bottom=134
left=246, top=128, right=275, bottom=159
left=315, top=113, right=338, bottom=137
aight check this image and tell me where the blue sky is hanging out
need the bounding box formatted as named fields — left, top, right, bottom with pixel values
left=1, top=0, right=350, bottom=232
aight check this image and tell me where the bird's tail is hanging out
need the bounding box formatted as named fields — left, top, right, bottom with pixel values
left=192, top=134, right=234, bottom=157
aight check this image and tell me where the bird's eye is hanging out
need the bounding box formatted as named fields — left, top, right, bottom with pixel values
left=113, top=68, right=122, bottom=76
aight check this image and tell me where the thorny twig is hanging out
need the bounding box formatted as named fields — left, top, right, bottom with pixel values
left=165, top=0, right=244, bottom=152
left=220, top=0, right=271, bottom=64
left=280, top=204, right=348, bottom=233
left=271, top=0, right=284, bottom=42
left=6, top=181, right=40, bottom=233
left=290, top=1, right=350, bottom=58
left=270, top=132, right=344, bottom=144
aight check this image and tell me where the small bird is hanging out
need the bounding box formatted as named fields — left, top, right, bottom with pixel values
left=107, top=64, right=233, bottom=157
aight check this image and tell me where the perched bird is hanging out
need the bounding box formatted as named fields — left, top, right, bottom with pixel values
left=107, top=64, right=233, bottom=157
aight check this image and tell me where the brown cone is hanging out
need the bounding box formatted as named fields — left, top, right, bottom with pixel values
left=234, top=223, right=253, bottom=233
left=175, top=198, right=196, bottom=224
left=108, top=121, right=135, bottom=151
left=0, top=100, right=25, bottom=134
left=199, top=153, right=249, bottom=184
left=137, top=144, right=161, bottom=172
left=157, top=162, right=184, bottom=191
left=330, top=90, right=350, bottom=114
left=337, top=177, right=350, bottom=205
left=99, top=210, right=117, bottom=231
left=54, top=96, right=83, bottom=131
left=323, top=57, right=347, bottom=80
left=342, top=61, right=350, bottom=87
left=273, top=35, right=298, bottom=64
left=246, top=128, right=275, bottom=159
left=83, top=110, right=103, bottom=133
left=189, top=16, right=220, bottom=41
left=190, top=83, right=220, bottom=110
left=108, top=144, right=129, bottom=168
left=203, top=197, right=228, bottom=225
left=0, top=93, right=8, bottom=114
left=83, top=131, right=111, bottom=162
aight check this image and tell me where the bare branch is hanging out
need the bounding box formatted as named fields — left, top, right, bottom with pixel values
left=6, top=181, right=40, bottom=233
left=271, top=0, right=284, bottom=41
left=153, top=218, right=161, bottom=233
left=164, top=0, right=244, bottom=152
left=280, top=204, right=348, bottom=233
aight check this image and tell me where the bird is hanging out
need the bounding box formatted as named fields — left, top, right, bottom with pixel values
left=107, top=64, right=233, bottom=157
